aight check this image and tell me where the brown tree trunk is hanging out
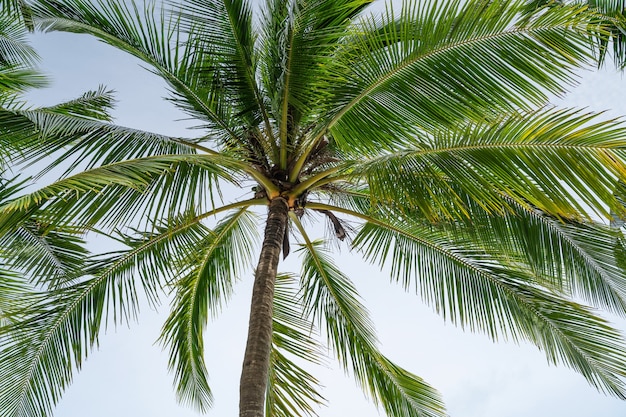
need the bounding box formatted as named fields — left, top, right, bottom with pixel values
left=239, top=197, right=289, bottom=417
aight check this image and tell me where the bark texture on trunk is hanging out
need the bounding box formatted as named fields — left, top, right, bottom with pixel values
left=239, top=197, right=289, bottom=417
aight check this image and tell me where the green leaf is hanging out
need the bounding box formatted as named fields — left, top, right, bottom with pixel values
left=325, top=0, right=599, bottom=154
left=29, top=0, right=245, bottom=140
left=0, top=267, right=143, bottom=417
left=159, top=208, right=258, bottom=412
left=296, top=237, right=446, bottom=417
left=0, top=154, right=236, bottom=231
left=352, top=108, right=626, bottom=221
left=353, top=214, right=626, bottom=398
left=266, top=273, right=326, bottom=417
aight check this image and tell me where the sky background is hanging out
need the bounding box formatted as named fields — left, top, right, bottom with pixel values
left=20, top=1, right=626, bottom=416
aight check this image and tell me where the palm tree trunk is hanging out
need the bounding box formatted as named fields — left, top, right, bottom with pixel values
left=239, top=197, right=289, bottom=417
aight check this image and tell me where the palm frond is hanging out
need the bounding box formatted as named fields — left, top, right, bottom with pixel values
left=0, top=154, right=235, bottom=232
left=351, top=108, right=626, bottom=221
left=0, top=204, right=263, bottom=417
left=10, top=109, right=204, bottom=175
left=353, top=215, right=626, bottom=398
left=174, top=0, right=274, bottom=140
left=92, top=211, right=216, bottom=311
left=0, top=267, right=33, bottom=327
left=295, top=234, right=446, bottom=417
left=319, top=183, right=626, bottom=318
left=260, top=0, right=373, bottom=165
left=28, top=0, right=242, bottom=140
left=159, top=208, right=258, bottom=412
left=0, top=8, right=45, bottom=98
left=0, top=175, right=87, bottom=287
left=0, top=65, right=46, bottom=99
left=38, top=85, right=114, bottom=121
left=0, top=10, right=38, bottom=67
left=1, top=223, right=88, bottom=287
left=1, top=0, right=22, bottom=16
left=0, top=257, right=151, bottom=417
left=0, top=88, right=132, bottom=166
left=577, top=0, right=626, bottom=68
left=324, top=0, right=600, bottom=154
left=456, top=197, right=626, bottom=316
left=266, top=273, right=326, bottom=417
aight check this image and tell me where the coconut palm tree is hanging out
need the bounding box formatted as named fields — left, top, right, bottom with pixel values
left=2, top=0, right=626, bottom=416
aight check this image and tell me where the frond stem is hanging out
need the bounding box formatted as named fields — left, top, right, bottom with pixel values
left=289, top=167, right=340, bottom=197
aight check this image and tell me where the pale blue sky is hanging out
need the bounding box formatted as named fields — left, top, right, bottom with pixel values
left=21, top=3, right=626, bottom=416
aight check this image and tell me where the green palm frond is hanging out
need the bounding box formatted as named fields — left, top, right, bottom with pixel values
left=93, top=210, right=221, bottom=311
left=352, top=108, right=626, bottom=221
left=575, top=0, right=626, bottom=68
left=324, top=0, right=600, bottom=154
left=260, top=0, right=373, bottom=165
left=0, top=256, right=151, bottom=417
left=1, top=223, right=88, bottom=286
left=353, top=215, right=626, bottom=398
left=0, top=87, right=125, bottom=163
left=0, top=64, right=45, bottom=98
left=14, top=112, right=202, bottom=174
left=0, top=9, right=43, bottom=99
left=455, top=196, right=626, bottom=315
left=1, top=0, right=20, bottom=16
left=0, top=9, right=38, bottom=67
left=266, top=273, right=326, bottom=417
left=29, top=0, right=246, bottom=141
left=0, top=267, right=32, bottom=327
left=320, top=183, right=626, bottom=317
left=159, top=208, right=258, bottom=412
left=0, top=154, right=236, bottom=231
left=0, top=175, right=88, bottom=288
left=295, top=235, right=446, bottom=417
left=36, top=85, right=113, bottom=120
left=175, top=0, right=270, bottom=133
left=0, top=204, right=262, bottom=417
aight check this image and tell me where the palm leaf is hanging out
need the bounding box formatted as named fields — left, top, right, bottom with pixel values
left=0, top=87, right=128, bottom=164
left=581, top=0, right=626, bottom=68
left=0, top=267, right=33, bottom=327
left=319, top=181, right=626, bottom=318
left=0, top=203, right=260, bottom=417
left=260, top=0, right=373, bottom=166
left=0, top=261, right=147, bottom=417
left=1, top=223, right=88, bottom=287
left=456, top=197, right=626, bottom=315
left=0, top=175, right=88, bottom=288
left=0, top=10, right=38, bottom=66
left=175, top=0, right=273, bottom=136
left=0, top=154, right=236, bottom=232
left=352, top=214, right=626, bottom=398
left=324, top=0, right=600, bottom=154
left=351, top=108, right=626, bottom=221
left=29, top=0, right=243, bottom=141
left=159, top=208, right=258, bottom=412
left=294, top=234, right=446, bottom=417
left=266, top=273, right=326, bottom=417
left=0, top=10, right=44, bottom=97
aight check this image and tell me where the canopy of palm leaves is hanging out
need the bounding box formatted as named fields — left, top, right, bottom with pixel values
left=2, top=0, right=626, bottom=416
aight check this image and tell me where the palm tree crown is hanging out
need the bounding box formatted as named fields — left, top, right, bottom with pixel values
left=2, top=0, right=626, bottom=416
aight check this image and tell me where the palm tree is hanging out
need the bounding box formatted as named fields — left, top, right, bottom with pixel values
left=2, top=0, right=626, bottom=416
